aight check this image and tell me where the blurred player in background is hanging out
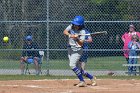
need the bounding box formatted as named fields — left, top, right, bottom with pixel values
left=128, top=35, right=140, bottom=75
left=20, top=35, right=41, bottom=75
left=63, top=16, right=96, bottom=87
left=122, top=24, right=140, bottom=64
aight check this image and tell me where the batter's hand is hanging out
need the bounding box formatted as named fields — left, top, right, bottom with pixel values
left=69, top=34, right=78, bottom=39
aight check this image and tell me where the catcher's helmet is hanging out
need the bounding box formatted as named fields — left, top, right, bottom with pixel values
left=26, top=35, right=32, bottom=41
left=71, top=16, right=84, bottom=25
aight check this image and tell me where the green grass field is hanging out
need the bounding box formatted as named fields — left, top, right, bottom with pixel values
left=48, top=56, right=128, bottom=70
left=0, top=56, right=128, bottom=70
left=0, top=75, right=140, bottom=80
left=0, top=56, right=140, bottom=80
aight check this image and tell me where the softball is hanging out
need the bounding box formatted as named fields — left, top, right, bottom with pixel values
left=3, top=36, right=9, bottom=42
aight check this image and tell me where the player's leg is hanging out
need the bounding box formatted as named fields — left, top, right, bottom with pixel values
left=33, top=57, right=39, bottom=75
left=133, top=55, right=137, bottom=76
left=124, top=56, right=129, bottom=74
left=68, top=48, right=86, bottom=87
left=80, top=65, right=97, bottom=86
left=76, top=61, right=82, bottom=70
left=128, top=57, right=133, bottom=75
left=69, top=55, right=84, bottom=82
left=38, top=57, right=42, bottom=74
left=81, top=62, right=85, bottom=70
left=124, top=49, right=129, bottom=64
left=20, top=57, right=27, bottom=75
left=79, top=50, right=87, bottom=70
left=126, top=58, right=129, bottom=64
left=80, top=51, right=97, bottom=86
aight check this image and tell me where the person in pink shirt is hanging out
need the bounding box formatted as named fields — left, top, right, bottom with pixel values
left=122, top=24, right=140, bottom=63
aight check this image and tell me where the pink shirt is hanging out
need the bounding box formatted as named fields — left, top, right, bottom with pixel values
left=121, top=32, right=140, bottom=58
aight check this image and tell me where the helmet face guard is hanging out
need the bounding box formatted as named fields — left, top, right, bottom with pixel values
left=71, top=16, right=84, bottom=26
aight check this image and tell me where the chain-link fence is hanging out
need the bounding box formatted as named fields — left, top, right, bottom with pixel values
left=0, top=0, right=140, bottom=76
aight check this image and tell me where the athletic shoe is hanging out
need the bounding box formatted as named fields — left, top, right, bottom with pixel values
left=91, top=76, right=97, bottom=86
left=76, top=81, right=87, bottom=87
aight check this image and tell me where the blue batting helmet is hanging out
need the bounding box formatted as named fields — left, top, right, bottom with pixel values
left=71, top=16, right=84, bottom=25
left=26, top=35, right=32, bottom=41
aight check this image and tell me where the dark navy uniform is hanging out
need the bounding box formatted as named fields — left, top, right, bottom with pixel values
left=22, top=42, right=40, bottom=58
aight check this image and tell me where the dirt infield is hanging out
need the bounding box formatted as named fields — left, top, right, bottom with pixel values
left=0, top=79, right=140, bottom=93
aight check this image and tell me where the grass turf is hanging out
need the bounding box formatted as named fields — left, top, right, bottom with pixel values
left=0, top=75, right=140, bottom=80
left=0, top=56, right=128, bottom=70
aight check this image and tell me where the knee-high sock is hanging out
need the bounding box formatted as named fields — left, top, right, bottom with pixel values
left=81, top=70, right=93, bottom=80
left=72, top=67, right=84, bottom=81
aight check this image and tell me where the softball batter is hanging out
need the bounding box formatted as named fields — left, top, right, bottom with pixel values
left=63, top=16, right=97, bottom=87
